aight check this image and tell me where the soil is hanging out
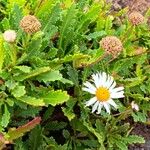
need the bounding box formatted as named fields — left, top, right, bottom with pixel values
left=110, top=0, right=150, bottom=14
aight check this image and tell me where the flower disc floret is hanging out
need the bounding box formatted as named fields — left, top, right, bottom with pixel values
left=20, top=15, right=41, bottom=34
left=82, top=72, right=124, bottom=114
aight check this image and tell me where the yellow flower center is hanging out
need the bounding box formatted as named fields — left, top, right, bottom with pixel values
left=96, top=87, right=110, bottom=102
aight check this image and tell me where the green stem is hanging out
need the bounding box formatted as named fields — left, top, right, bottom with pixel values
left=10, top=44, right=17, bottom=66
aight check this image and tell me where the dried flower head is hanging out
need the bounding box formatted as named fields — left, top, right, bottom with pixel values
left=20, top=15, right=41, bottom=34
left=128, top=11, right=144, bottom=26
left=134, top=47, right=146, bottom=55
left=100, top=36, right=123, bottom=57
left=3, top=30, right=17, bottom=43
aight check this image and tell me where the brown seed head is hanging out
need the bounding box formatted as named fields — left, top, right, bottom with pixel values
left=100, top=36, right=123, bottom=57
left=128, top=11, right=144, bottom=26
left=20, top=15, right=41, bottom=34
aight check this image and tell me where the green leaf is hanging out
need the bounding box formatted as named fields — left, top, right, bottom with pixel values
left=62, top=99, right=76, bottom=121
left=1, top=104, right=10, bottom=128
left=62, top=107, right=75, bottom=121
left=85, top=31, right=107, bottom=40
left=43, top=90, right=69, bottom=106
left=0, top=37, right=4, bottom=72
left=116, top=141, right=128, bottom=150
left=124, top=135, right=145, bottom=144
left=60, top=78, right=73, bottom=85
left=67, top=66, right=79, bottom=86
left=36, top=70, right=62, bottom=83
left=45, top=121, right=67, bottom=131
left=9, top=4, right=23, bottom=30
left=1, top=18, right=10, bottom=30
left=6, top=98, right=14, bottom=106
left=83, top=121, right=105, bottom=149
left=17, top=96, right=45, bottom=106
left=77, top=4, right=101, bottom=32
left=132, top=112, right=147, bottom=123
left=15, top=67, right=51, bottom=81
left=5, top=80, right=18, bottom=90
left=59, top=4, right=77, bottom=51
left=12, top=85, right=26, bottom=98
left=29, top=126, right=43, bottom=150
left=14, top=66, right=31, bottom=73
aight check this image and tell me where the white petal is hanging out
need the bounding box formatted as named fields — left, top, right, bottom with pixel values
left=92, top=101, right=99, bottom=113
left=103, top=103, right=110, bottom=114
left=82, top=87, right=95, bottom=94
left=101, top=72, right=107, bottom=87
left=111, top=93, right=124, bottom=99
left=92, top=73, right=99, bottom=88
left=96, top=103, right=102, bottom=114
left=108, top=99, right=117, bottom=109
left=105, top=76, right=113, bottom=88
left=110, top=87, right=124, bottom=93
left=83, top=81, right=96, bottom=92
left=109, top=81, right=116, bottom=90
left=85, top=97, right=97, bottom=106
left=97, top=72, right=103, bottom=87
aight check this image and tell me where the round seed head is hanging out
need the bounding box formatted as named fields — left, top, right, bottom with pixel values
left=3, top=30, right=17, bottom=43
left=128, top=11, right=144, bottom=26
left=100, top=36, right=123, bottom=57
left=20, top=15, right=41, bottom=34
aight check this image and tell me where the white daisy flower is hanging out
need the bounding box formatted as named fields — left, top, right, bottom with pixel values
left=82, top=72, right=124, bottom=114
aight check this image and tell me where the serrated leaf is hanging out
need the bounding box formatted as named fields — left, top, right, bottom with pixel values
left=43, top=90, right=69, bottom=106
left=36, top=70, right=62, bottom=83
left=12, top=85, right=26, bottom=98
left=132, top=112, right=147, bottom=123
left=60, top=78, right=73, bottom=85
left=59, top=4, right=77, bottom=51
left=45, top=121, right=67, bottom=131
left=15, top=67, right=51, bottom=81
left=124, top=135, right=145, bottom=144
left=1, top=18, right=10, bottom=30
left=62, top=99, right=76, bottom=121
left=17, top=96, right=45, bottom=106
left=1, top=104, right=10, bottom=127
left=29, top=126, right=42, bottom=150
left=62, top=107, right=75, bottom=121
left=116, top=141, right=128, bottom=150
left=0, top=37, right=4, bottom=72
left=14, top=66, right=31, bottom=73
left=85, top=31, right=106, bottom=40
left=9, top=4, right=23, bottom=29
left=5, top=80, right=18, bottom=90
left=83, top=121, right=104, bottom=148
left=67, top=66, right=79, bottom=86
